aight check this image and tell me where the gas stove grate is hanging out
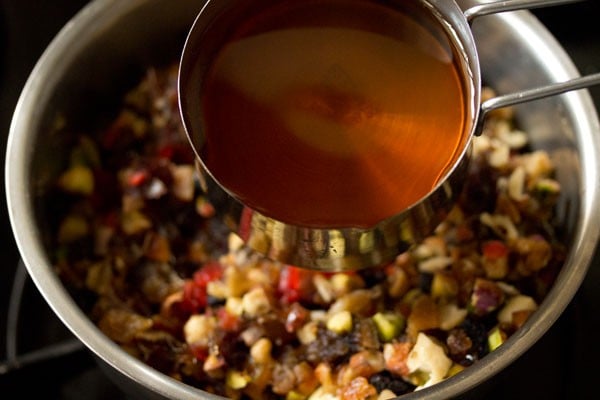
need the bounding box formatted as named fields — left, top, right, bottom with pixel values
left=0, top=260, right=85, bottom=375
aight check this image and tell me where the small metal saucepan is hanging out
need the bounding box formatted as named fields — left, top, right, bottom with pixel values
left=178, top=0, right=600, bottom=272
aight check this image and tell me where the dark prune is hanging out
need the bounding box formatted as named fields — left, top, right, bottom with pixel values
left=369, top=371, right=415, bottom=395
left=446, top=328, right=472, bottom=361
left=206, top=295, right=226, bottom=307
left=459, top=157, right=498, bottom=213
left=216, top=331, right=248, bottom=369
left=305, top=325, right=351, bottom=364
left=261, top=317, right=296, bottom=349
left=419, top=273, right=433, bottom=293
left=359, top=265, right=387, bottom=287
left=457, top=318, right=490, bottom=364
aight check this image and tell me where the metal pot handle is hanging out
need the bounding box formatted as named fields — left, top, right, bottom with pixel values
left=460, top=0, right=586, bottom=21
left=457, top=0, right=600, bottom=134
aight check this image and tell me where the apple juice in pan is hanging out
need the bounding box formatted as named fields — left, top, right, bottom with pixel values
left=199, top=0, right=469, bottom=228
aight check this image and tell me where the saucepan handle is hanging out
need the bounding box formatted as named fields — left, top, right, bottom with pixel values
left=458, top=0, right=586, bottom=22
left=456, top=0, right=600, bottom=134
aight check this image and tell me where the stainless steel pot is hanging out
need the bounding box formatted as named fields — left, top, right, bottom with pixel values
left=5, top=0, right=600, bottom=399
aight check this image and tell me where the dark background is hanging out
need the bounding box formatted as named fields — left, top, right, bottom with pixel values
left=1, top=1, right=599, bottom=399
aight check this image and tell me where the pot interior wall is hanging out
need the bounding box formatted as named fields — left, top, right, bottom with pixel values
left=14, top=1, right=593, bottom=399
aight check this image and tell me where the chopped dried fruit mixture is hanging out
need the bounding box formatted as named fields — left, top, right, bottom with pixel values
left=49, top=65, right=565, bottom=399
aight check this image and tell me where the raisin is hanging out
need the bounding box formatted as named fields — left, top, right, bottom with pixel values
left=419, top=273, right=433, bottom=293
left=457, top=318, right=490, bottom=364
left=348, top=318, right=380, bottom=352
left=359, top=266, right=387, bottom=287
left=206, top=295, right=225, bottom=307
left=216, top=331, right=248, bottom=369
left=368, top=371, right=415, bottom=395
left=447, top=328, right=472, bottom=360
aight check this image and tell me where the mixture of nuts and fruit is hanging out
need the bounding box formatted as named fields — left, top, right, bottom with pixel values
left=49, top=65, right=564, bottom=400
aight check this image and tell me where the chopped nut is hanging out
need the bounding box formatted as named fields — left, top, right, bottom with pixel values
left=383, top=341, right=411, bottom=377
left=250, top=337, right=273, bottom=364
left=307, top=385, right=339, bottom=400
left=522, top=150, right=553, bottom=179
left=242, top=287, right=271, bottom=317
left=346, top=350, right=385, bottom=381
left=203, top=353, right=226, bottom=373
left=497, top=295, right=537, bottom=325
left=225, top=297, right=244, bottom=317
left=326, top=310, right=353, bottom=334
left=329, top=289, right=378, bottom=316
left=508, top=166, right=527, bottom=201
left=170, top=164, right=195, bottom=201
left=406, top=333, right=452, bottom=390
left=514, top=236, right=552, bottom=274
left=407, top=295, right=440, bottom=338
left=206, top=280, right=228, bottom=299
left=418, top=256, right=453, bottom=273
left=297, top=321, right=319, bottom=344
left=339, top=376, right=377, bottom=400
left=183, top=315, right=217, bottom=346
left=480, top=213, right=519, bottom=241
left=377, top=389, right=397, bottom=400
left=225, top=265, right=251, bottom=297
left=488, top=142, right=510, bottom=168
left=386, top=267, right=410, bottom=298
left=313, top=274, right=335, bottom=303
left=439, top=303, right=468, bottom=331
left=497, top=128, right=527, bottom=149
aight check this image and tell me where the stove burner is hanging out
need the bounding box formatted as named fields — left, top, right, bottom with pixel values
left=0, top=261, right=125, bottom=399
left=1, top=261, right=84, bottom=374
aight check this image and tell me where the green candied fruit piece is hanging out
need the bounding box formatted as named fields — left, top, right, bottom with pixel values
left=372, top=312, right=405, bottom=341
left=225, top=370, right=250, bottom=390
left=57, top=214, right=89, bottom=244
left=488, top=326, right=506, bottom=351
left=286, top=390, right=307, bottom=400
left=58, top=165, right=95, bottom=195
left=534, top=178, right=560, bottom=194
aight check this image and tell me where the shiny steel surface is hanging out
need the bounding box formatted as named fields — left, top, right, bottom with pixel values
left=179, top=0, right=479, bottom=271
left=5, top=0, right=600, bottom=399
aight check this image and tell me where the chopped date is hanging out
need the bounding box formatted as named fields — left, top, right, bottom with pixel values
left=305, top=325, right=352, bottom=364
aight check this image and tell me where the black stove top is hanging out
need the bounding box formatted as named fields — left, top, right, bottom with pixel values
left=1, top=1, right=599, bottom=399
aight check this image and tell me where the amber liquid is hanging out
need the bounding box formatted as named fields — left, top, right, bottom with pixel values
left=200, top=0, right=468, bottom=228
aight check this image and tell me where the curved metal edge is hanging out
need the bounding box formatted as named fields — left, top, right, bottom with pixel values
left=4, top=1, right=224, bottom=399
left=398, top=10, right=600, bottom=400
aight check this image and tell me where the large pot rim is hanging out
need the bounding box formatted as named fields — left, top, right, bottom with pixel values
left=5, top=1, right=600, bottom=399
